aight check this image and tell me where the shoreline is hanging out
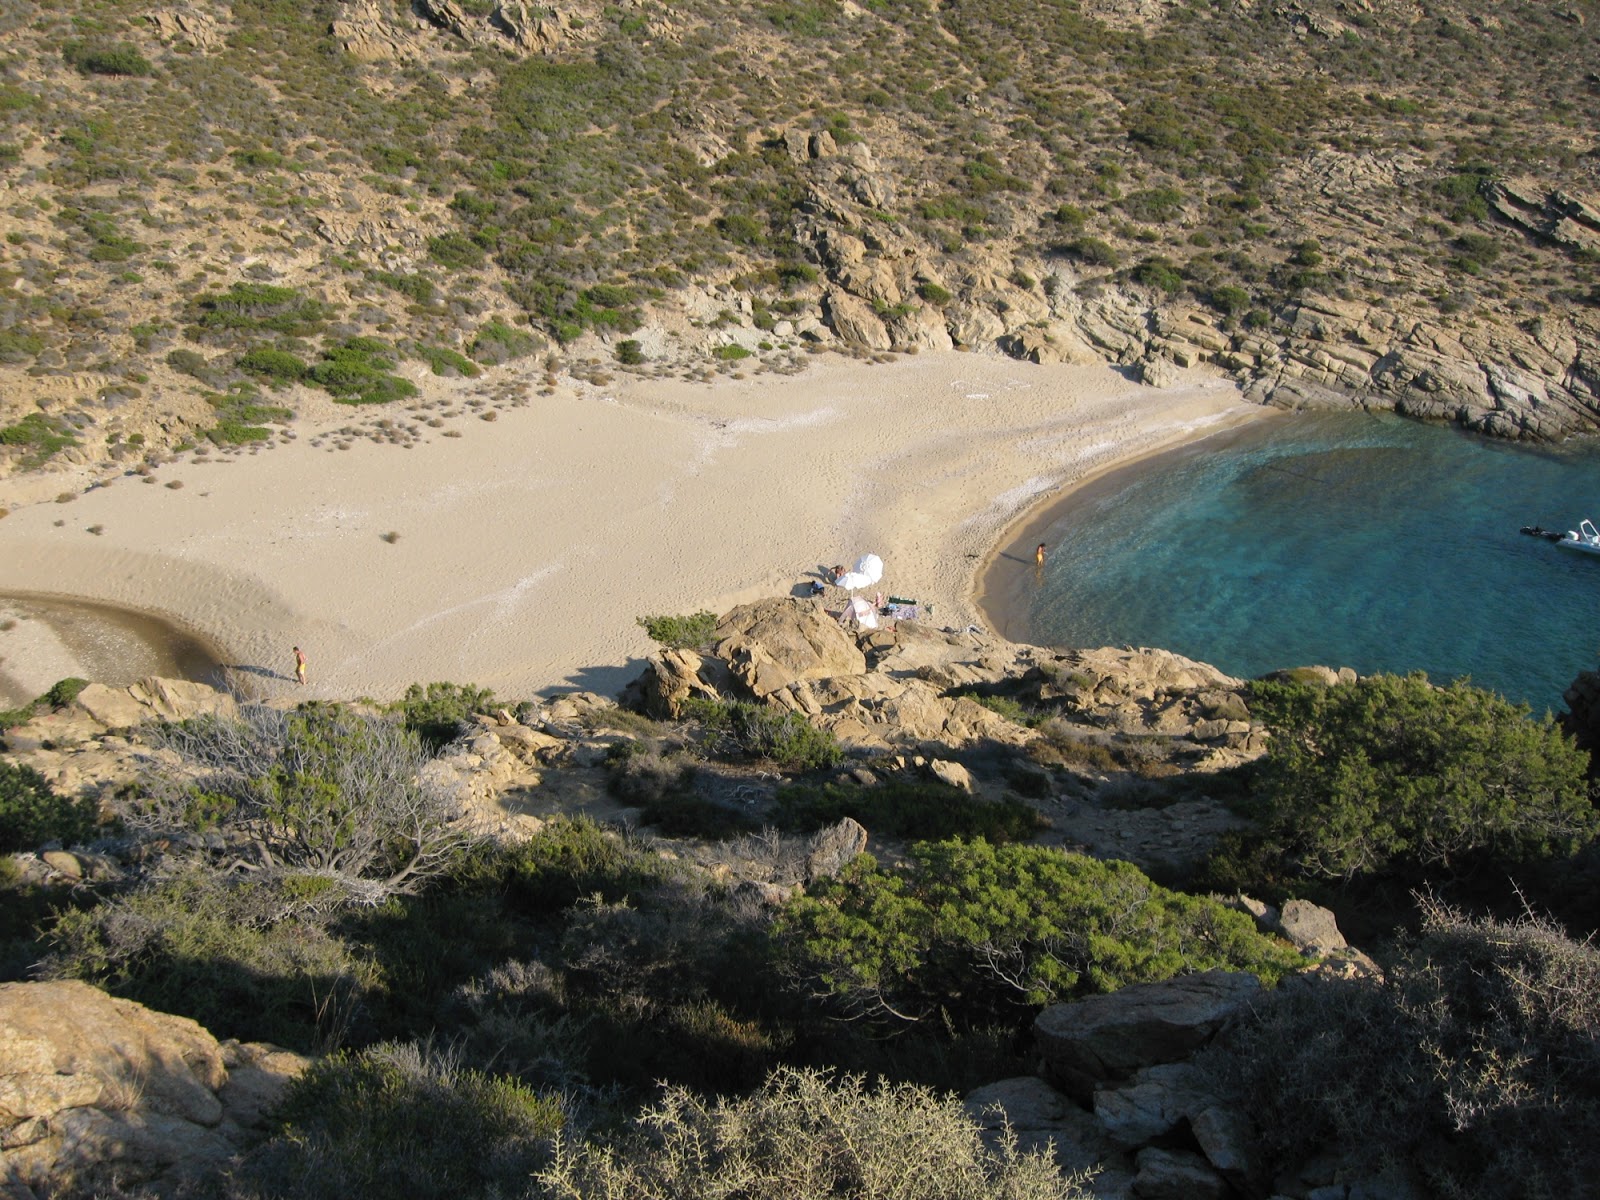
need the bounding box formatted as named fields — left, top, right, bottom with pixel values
left=0, top=350, right=1266, bottom=703
left=973, top=408, right=1285, bottom=646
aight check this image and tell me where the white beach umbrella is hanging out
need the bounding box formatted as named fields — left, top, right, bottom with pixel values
left=834, top=552, right=884, bottom=591
left=840, top=596, right=879, bottom=629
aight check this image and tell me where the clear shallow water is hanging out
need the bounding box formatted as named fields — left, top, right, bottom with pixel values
left=994, top=411, right=1600, bottom=713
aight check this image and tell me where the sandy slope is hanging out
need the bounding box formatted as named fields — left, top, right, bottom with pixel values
left=0, top=351, right=1267, bottom=704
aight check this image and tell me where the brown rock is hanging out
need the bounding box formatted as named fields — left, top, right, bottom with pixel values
left=715, top=598, right=867, bottom=698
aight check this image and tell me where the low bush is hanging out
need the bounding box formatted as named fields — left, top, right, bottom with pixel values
left=636, top=610, right=719, bottom=651
left=414, top=344, right=479, bottom=378
left=0, top=414, right=77, bottom=466
left=686, top=699, right=844, bottom=771
left=493, top=815, right=688, bottom=913
left=308, top=338, right=419, bottom=406
left=1210, top=898, right=1600, bottom=1200
left=536, top=1066, right=1088, bottom=1199
left=189, top=284, right=332, bottom=339
left=138, top=703, right=481, bottom=896
left=468, top=320, right=536, bottom=365
left=0, top=761, right=97, bottom=852
left=239, top=1041, right=564, bottom=1200
left=44, top=867, right=373, bottom=1050
left=778, top=839, right=1302, bottom=1025
left=238, top=347, right=309, bottom=381
left=388, top=681, right=498, bottom=751
left=62, top=41, right=152, bottom=77
left=43, top=677, right=90, bottom=708
left=776, top=780, right=1045, bottom=843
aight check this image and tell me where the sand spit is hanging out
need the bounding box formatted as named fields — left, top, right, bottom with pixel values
left=0, top=352, right=1266, bottom=703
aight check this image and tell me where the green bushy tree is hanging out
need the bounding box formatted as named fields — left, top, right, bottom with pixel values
left=778, top=839, right=1301, bottom=1025
left=1248, top=673, right=1595, bottom=880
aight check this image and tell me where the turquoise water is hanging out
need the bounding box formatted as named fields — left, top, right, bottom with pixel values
left=990, top=411, right=1600, bottom=713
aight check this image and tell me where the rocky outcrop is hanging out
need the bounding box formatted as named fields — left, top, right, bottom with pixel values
left=146, top=7, right=225, bottom=50
left=713, top=597, right=869, bottom=698
left=0, top=981, right=307, bottom=1197
left=331, top=0, right=601, bottom=61
left=1033, top=970, right=1263, bottom=1102
left=964, top=897, right=1389, bottom=1200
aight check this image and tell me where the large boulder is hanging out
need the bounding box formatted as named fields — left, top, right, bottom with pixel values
left=714, top=598, right=867, bottom=698
left=1034, top=970, right=1262, bottom=1101
left=0, top=981, right=308, bottom=1195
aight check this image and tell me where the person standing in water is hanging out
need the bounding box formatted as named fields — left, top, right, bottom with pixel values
left=1035, top=543, right=1046, bottom=567
left=293, top=646, right=307, bottom=686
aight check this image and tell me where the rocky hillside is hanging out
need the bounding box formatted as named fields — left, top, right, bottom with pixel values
left=1, top=0, right=1598, bottom=474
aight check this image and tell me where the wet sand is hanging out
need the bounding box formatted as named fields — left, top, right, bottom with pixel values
left=0, top=593, right=226, bottom=709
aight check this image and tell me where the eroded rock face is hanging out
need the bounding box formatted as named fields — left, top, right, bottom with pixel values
left=0, top=981, right=308, bottom=1196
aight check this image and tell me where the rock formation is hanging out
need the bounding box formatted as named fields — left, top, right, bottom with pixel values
left=0, top=981, right=307, bottom=1197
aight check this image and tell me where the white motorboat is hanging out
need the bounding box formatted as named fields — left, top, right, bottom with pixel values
left=1555, top=518, right=1600, bottom=556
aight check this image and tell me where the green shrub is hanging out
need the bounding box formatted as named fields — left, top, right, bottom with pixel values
left=1133, top=256, right=1185, bottom=294
left=1208, top=285, right=1251, bottom=316
left=44, top=867, right=371, bottom=1049
left=615, top=338, right=645, bottom=365
left=777, top=840, right=1301, bottom=1025
left=494, top=815, right=687, bottom=912
left=414, top=344, right=479, bottom=378
left=243, top=1041, right=564, bottom=1200
left=238, top=347, right=309, bottom=380
left=205, top=387, right=292, bottom=444
left=190, top=284, right=332, bottom=339
left=688, top=699, right=844, bottom=771
left=1245, top=672, right=1596, bottom=880
left=0, top=414, right=76, bottom=465
left=917, top=281, right=953, bottom=305
left=62, top=42, right=153, bottom=77
left=308, top=339, right=418, bottom=406
left=42, top=678, right=89, bottom=708
left=776, top=780, right=1045, bottom=843
left=468, top=320, right=536, bottom=365
left=0, top=762, right=97, bottom=852
left=1064, top=237, right=1118, bottom=267
left=1210, top=899, right=1600, bottom=1200
left=715, top=344, right=753, bottom=361
left=426, top=232, right=485, bottom=269
left=533, top=1065, right=1089, bottom=1199
left=389, top=681, right=498, bottom=751
left=636, top=611, right=719, bottom=651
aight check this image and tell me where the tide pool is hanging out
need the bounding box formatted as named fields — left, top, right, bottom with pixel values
left=985, top=410, right=1600, bottom=713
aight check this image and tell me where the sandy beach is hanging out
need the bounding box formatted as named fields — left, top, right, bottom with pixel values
left=0, top=351, right=1268, bottom=705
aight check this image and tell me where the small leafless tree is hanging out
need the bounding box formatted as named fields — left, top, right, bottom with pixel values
left=134, top=703, right=485, bottom=900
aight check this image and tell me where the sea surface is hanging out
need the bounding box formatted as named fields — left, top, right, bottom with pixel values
left=984, top=409, right=1600, bottom=714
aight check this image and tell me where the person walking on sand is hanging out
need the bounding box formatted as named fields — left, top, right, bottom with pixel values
left=1035, top=543, right=1047, bottom=567
left=293, top=646, right=307, bottom=687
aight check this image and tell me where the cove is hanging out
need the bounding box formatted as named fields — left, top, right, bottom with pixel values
left=980, top=410, right=1600, bottom=714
